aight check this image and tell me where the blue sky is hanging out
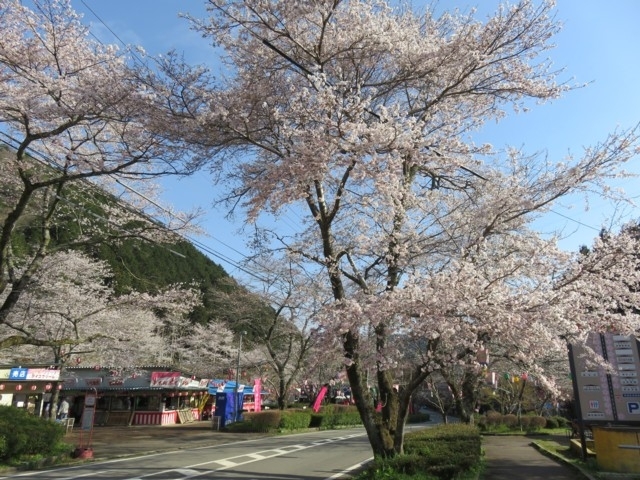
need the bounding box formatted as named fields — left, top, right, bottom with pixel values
left=71, top=0, right=640, bottom=278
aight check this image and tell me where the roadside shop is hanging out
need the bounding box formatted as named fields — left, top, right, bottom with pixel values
left=0, top=364, right=61, bottom=416
left=60, top=366, right=209, bottom=426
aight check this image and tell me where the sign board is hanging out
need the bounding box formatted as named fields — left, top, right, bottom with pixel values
left=150, top=372, right=180, bottom=387
left=26, top=368, right=60, bottom=380
left=9, top=368, right=28, bottom=380
left=81, top=393, right=97, bottom=430
left=570, top=332, right=640, bottom=425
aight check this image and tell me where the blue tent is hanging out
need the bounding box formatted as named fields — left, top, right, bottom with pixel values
left=214, top=391, right=244, bottom=427
left=209, top=381, right=249, bottom=427
left=207, top=380, right=256, bottom=396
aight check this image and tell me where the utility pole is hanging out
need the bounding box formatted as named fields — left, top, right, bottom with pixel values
left=234, top=331, right=246, bottom=422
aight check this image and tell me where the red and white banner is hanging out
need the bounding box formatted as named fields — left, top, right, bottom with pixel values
left=150, top=371, right=180, bottom=387
left=253, top=378, right=262, bottom=412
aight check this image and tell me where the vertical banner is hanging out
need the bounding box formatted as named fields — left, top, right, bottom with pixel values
left=312, top=385, right=329, bottom=413
left=253, top=378, right=262, bottom=412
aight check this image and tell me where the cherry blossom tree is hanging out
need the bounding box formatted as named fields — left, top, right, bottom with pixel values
left=0, top=249, right=200, bottom=358
left=481, top=338, right=572, bottom=413
left=159, top=315, right=237, bottom=379
left=564, top=223, right=640, bottom=328
left=0, top=0, right=198, bottom=332
left=422, top=373, right=455, bottom=424
left=153, top=0, right=640, bottom=456
left=205, top=258, right=325, bottom=409
left=441, top=366, right=485, bottom=424
left=0, top=249, right=200, bottom=416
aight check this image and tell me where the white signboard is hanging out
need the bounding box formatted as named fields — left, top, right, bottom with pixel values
left=571, top=333, right=640, bottom=425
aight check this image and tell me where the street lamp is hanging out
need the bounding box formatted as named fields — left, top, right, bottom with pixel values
left=234, top=331, right=246, bottom=422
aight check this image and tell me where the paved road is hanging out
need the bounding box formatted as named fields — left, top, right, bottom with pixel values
left=1, top=427, right=375, bottom=480
left=0, top=421, right=592, bottom=480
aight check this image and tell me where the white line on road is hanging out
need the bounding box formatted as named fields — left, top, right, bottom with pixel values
left=324, top=458, right=374, bottom=479
left=123, top=432, right=367, bottom=479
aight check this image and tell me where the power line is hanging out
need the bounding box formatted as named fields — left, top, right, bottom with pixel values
left=0, top=132, right=264, bottom=278
left=22, top=0, right=617, bottom=280
left=69, top=4, right=269, bottom=277
left=79, top=0, right=147, bottom=66
left=113, top=177, right=251, bottom=261
left=72, top=5, right=311, bottom=286
left=549, top=209, right=601, bottom=232
left=0, top=0, right=273, bottom=281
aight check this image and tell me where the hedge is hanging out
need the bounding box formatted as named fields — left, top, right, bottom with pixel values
left=358, top=424, right=482, bottom=479
left=311, top=405, right=362, bottom=429
left=0, top=406, right=66, bottom=462
left=476, top=411, right=560, bottom=432
left=279, top=409, right=313, bottom=430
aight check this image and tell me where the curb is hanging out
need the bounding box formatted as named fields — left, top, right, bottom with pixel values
left=531, top=440, right=598, bottom=480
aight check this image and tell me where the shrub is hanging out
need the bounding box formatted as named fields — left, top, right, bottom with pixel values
left=0, top=406, right=66, bottom=463
left=309, top=413, right=323, bottom=428
left=279, top=409, right=312, bottom=431
left=485, top=410, right=502, bottom=427
left=243, top=410, right=281, bottom=432
left=0, top=433, right=7, bottom=460
left=502, top=414, right=518, bottom=429
left=358, top=424, right=481, bottom=479
left=526, top=416, right=547, bottom=432
left=406, top=424, right=481, bottom=469
left=223, top=420, right=257, bottom=433
left=241, top=406, right=363, bottom=432
left=545, top=417, right=559, bottom=429
left=380, top=454, right=426, bottom=475
left=519, top=415, right=531, bottom=430
left=311, top=405, right=362, bottom=429
left=553, top=416, right=570, bottom=428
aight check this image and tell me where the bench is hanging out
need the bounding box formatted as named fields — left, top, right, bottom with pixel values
left=58, top=417, right=75, bottom=433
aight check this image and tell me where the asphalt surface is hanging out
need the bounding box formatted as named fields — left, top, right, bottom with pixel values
left=481, top=434, right=593, bottom=480
left=8, top=421, right=595, bottom=479
left=65, top=420, right=270, bottom=459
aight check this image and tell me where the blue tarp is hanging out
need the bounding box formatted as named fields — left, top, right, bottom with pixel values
left=214, top=391, right=244, bottom=428
left=209, top=380, right=269, bottom=395
left=208, top=380, right=254, bottom=395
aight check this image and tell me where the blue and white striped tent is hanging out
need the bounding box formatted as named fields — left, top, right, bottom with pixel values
left=207, top=380, right=255, bottom=396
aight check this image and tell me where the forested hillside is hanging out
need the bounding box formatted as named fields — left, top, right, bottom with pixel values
left=94, top=239, right=237, bottom=325
left=0, top=145, right=261, bottom=331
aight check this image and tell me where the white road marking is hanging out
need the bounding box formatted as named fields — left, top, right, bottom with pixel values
left=123, top=432, right=367, bottom=479
left=324, top=457, right=374, bottom=479
left=174, top=468, right=202, bottom=477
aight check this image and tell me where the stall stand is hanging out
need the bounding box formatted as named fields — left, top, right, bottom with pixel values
left=60, top=366, right=209, bottom=426
left=0, top=365, right=61, bottom=417
left=208, top=378, right=265, bottom=427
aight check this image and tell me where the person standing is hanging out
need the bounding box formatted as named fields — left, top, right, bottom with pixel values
left=58, top=398, right=70, bottom=420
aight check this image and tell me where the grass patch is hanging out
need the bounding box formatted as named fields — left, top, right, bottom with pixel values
left=354, top=424, right=482, bottom=480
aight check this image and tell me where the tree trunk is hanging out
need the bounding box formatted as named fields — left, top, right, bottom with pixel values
left=50, top=383, right=61, bottom=420
left=448, top=369, right=480, bottom=424
left=344, top=330, right=425, bottom=458
left=318, top=210, right=417, bottom=457
left=342, top=343, right=406, bottom=455
left=277, top=374, right=287, bottom=410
